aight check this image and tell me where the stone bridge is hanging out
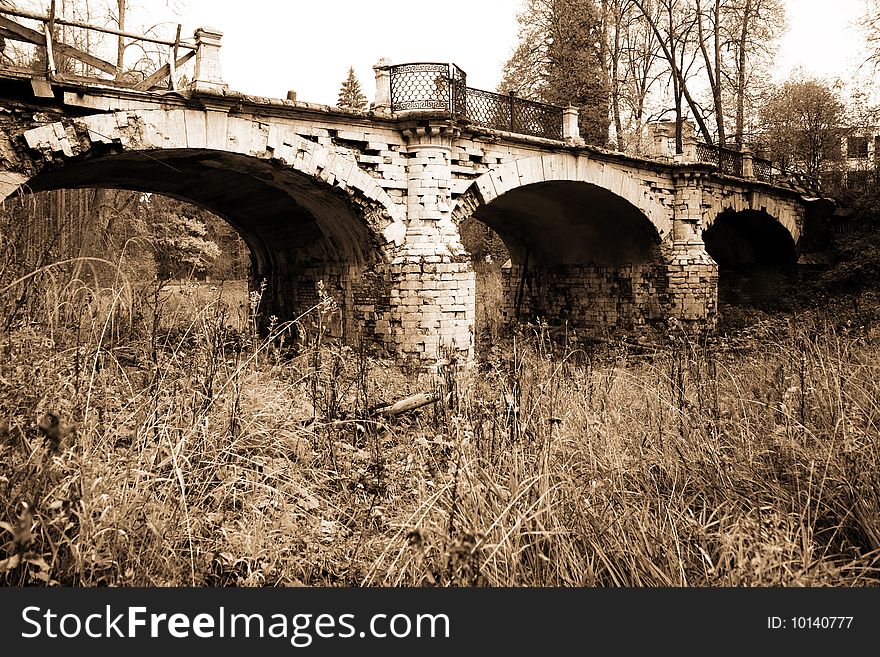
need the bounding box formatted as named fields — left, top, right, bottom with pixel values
left=0, top=25, right=824, bottom=366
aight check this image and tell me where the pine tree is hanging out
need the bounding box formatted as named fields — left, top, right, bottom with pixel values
left=499, top=0, right=610, bottom=146
left=337, top=66, right=368, bottom=111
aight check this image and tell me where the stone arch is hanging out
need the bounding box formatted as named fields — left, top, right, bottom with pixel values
left=5, top=108, right=407, bottom=347
left=704, top=189, right=802, bottom=245
left=452, top=153, right=672, bottom=331
left=703, top=208, right=799, bottom=305
left=453, top=153, right=672, bottom=241
left=17, top=108, right=406, bottom=248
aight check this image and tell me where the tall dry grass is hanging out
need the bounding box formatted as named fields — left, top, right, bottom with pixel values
left=1, top=254, right=879, bottom=586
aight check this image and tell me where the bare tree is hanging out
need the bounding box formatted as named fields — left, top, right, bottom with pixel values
left=633, top=0, right=712, bottom=148
left=618, top=1, right=665, bottom=150
left=695, top=0, right=725, bottom=145
left=719, top=0, right=785, bottom=148
left=604, top=0, right=665, bottom=151
left=632, top=0, right=784, bottom=150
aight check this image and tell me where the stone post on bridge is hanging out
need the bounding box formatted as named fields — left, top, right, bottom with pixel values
left=741, top=148, right=754, bottom=179
left=388, top=120, right=475, bottom=367
left=562, top=105, right=582, bottom=144
left=371, top=58, right=392, bottom=114
left=668, top=171, right=718, bottom=327
left=192, top=28, right=228, bottom=93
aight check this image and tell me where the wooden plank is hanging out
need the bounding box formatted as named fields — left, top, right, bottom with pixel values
left=133, top=49, right=194, bottom=91
left=373, top=392, right=437, bottom=417
left=0, top=15, right=118, bottom=76
left=43, top=23, right=56, bottom=77
left=30, top=78, right=54, bottom=98
left=0, top=6, right=195, bottom=48
left=169, top=24, right=181, bottom=91
left=0, top=24, right=38, bottom=46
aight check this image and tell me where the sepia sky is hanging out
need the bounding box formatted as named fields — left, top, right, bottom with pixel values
left=773, top=0, right=869, bottom=82
left=171, top=0, right=871, bottom=104
left=12, top=0, right=873, bottom=105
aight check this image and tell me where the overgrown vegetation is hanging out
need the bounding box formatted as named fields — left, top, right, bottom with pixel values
left=3, top=232, right=879, bottom=586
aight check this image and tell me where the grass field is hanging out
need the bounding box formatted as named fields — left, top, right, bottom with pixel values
left=1, top=267, right=879, bottom=586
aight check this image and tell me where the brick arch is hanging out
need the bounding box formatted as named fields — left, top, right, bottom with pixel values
left=6, top=108, right=408, bottom=349
left=15, top=108, right=407, bottom=251
left=452, top=153, right=672, bottom=239
left=705, top=189, right=803, bottom=245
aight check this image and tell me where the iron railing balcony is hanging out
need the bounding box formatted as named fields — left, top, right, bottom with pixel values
left=389, top=62, right=564, bottom=141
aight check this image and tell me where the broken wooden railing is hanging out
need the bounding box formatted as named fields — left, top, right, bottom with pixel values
left=0, top=2, right=197, bottom=92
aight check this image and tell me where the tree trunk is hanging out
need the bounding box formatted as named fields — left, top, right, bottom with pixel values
left=735, top=0, right=753, bottom=150
left=115, top=0, right=125, bottom=80
left=695, top=0, right=725, bottom=146
left=635, top=0, right=715, bottom=144
left=609, top=2, right=625, bottom=150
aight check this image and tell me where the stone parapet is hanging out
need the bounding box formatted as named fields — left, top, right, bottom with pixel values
left=192, top=27, right=227, bottom=93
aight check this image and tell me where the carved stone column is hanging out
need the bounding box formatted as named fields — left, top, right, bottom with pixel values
left=668, top=171, right=718, bottom=326
left=386, top=119, right=474, bottom=366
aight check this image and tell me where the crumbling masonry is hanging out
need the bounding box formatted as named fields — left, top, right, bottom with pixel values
left=0, top=29, right=813, bottom=366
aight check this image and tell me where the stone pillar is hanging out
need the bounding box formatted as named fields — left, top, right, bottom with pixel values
left=681, top=129, right=698, bottom=162
left=389, top=121, right=474, bottom=366
left=562, top=105, right=581, bottom=144
left=668, top=172, right=718, bottom=326
left=192, top=27, right=227, bottom=93
left=647, top=122, right=672, bottom=158
left=372, top=58, right=392, bottom=114
left=741, top=148, right=754, bottom=178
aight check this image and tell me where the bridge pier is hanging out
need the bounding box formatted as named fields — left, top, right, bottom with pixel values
left=387, top=121, right=475, bottom=365
left=667, top=173, right=718, bottom=326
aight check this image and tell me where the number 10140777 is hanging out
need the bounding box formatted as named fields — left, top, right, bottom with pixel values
left=768, top=617, right=853, bottom=629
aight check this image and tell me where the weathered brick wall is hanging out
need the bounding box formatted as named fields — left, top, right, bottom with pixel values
left=255, top=258, right=392, bottom=351
left=500, top=261, right=668, bottom=329
left=386, top=255, right=474, bottom=363
left=0, top=88, right=812, bottom=364
left=665, top=243, right=719, bottom=325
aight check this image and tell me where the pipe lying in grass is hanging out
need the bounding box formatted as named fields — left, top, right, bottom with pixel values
left=372, top=392, right=437, bottom=417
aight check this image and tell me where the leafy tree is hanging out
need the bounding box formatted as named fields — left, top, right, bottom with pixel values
left=500, top=0, right=610, bottom=145
left=337, top=66, right=368, bottom=111
left=144, top=195, right=221, bottom=280
left=757, top=76, right=846, bottom=180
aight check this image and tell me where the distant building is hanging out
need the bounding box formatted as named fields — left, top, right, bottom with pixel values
left=821, top=127, right=880, bottom=193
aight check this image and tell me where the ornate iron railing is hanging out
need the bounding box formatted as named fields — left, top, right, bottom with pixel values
left=389, top=62, right=564, bottom=140
left=390, top=62, right=466, bottom=112
left=696, top=142, right=744, bottom=177
left=753, top=157, right=774, bottom=183
left=468, top=88, right=562, bottom=140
